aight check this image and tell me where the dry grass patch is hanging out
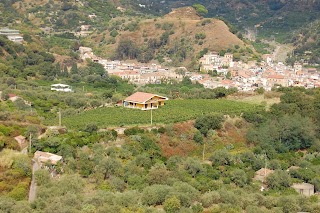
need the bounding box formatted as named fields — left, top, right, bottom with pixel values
left=0, top=149, right=22, bottom=168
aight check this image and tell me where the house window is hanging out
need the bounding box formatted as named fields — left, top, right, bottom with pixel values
left=299, top=189, right=303, bottom=194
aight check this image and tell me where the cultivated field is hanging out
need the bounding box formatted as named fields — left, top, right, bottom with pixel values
left=58, top=99, right=261, bottom=129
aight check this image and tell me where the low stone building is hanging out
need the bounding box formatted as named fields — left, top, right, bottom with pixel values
left=34, top=151, right=62, bottom=165
left=291, top=183, right=314, bottom=197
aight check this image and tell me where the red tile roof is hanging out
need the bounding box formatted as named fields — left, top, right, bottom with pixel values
left=124, top=92, right=167, bottom=104
left=221, top=79, right=233, bottom=85
left=267, top=74, right=285, bottom=79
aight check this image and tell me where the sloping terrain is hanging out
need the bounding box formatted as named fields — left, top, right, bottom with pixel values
left=288, top=19, right=320, bottom=65
left=84, top=7, right=244, bottom=66
left=129, top=0, right=320, bottom=41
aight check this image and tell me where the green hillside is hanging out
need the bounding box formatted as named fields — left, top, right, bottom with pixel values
left=286, top=20, right=320, bottom=66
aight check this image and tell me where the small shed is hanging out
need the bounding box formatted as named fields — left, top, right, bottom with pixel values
left=291, top=183, right=314, bottom=197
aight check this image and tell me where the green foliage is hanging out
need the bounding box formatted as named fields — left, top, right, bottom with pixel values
left=200, top=191, right=220, bottom=208
left=147, top=163, right=170, bottom=185
left=110, top=29, right=119, bottom=38
left=191, top=203, right=204, bottom=213
left=247, top=114, right=316, bottom=152
left=255, top=87, right=265, bottom=94
left=164, top=196, right=181, bottom=213
left=201, top=19, right=212, bottom=26
left=141, top=184, right=172, bottom=205
left=230, top=169, right=249, bottom=187
left=209, top=149, right=233, bottom=166
left=124, top=127, right=145, bottom=136
left=192, top=4, right=208, bottom=16
left=194, top=114, right=224, bottom=137
left=289, top=168, right=316, bottom=182
left=195, top=33, right=206, bottom=40
left=184, top=158, right=203, bottom=177
left=193, top=130, right=203, bottom=144
left=266, top=170, right=291, bottom=190
left=161, top=22, right=174, bottom=31
left=242, top=110, right=267, bottom=124
left=60, top=99, right=257, bottom=129
left=114, top=39, right=140, bottom=60
left=12, top=155, right=31, bottom=177
left=84, top=123, right=98, bottom=133
left=8, top=183, right=28, bottom=201
left=35, top=169, right=51, bottom=186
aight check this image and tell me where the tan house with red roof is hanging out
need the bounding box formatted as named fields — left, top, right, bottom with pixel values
left=123, top=92, right=168, bottom=110
left=267, top=74, right=288, bottom=87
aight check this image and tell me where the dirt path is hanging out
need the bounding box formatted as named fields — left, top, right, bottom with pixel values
left=28, top=159, right=39, bottom=202
left=265, top=40, right=294, bottom=63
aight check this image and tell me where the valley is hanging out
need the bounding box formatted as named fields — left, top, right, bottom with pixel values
left=0, top=1, right=320, bottom=212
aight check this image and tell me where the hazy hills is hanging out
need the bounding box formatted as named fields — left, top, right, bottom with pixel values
left=0, top=0, right=319, bottom=66
left=130, top=0, right=320, bottom=40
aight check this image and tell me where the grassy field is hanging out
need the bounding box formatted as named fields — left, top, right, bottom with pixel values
left=228, top=94, right=281, bottom=110
left=56, top=99, right=262, bottom=129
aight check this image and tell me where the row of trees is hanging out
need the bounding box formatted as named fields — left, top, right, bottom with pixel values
left=141, top=78, right=238, bottom=99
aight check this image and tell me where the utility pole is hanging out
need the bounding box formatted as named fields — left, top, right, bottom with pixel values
left=58, top=109, right=62, bottom=127
left=202, top=142, right=205, bottom=161
left=264, top=153, right=268, bottom=183
left=29, top=133, right=32, bottom=154
left=150, top=108, right=153, bottom=125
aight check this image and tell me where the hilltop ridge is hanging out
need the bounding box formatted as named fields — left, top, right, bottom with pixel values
left=84, top=6, right=245, bottom=67
left=164, top=6, right=201, bottom=20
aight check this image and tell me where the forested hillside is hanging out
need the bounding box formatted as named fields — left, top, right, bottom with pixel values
left=83, top=6, right=249, bottom=67
left=286, top=20, right=320, bottom=66
left=129, top=0, right=320, bottom=40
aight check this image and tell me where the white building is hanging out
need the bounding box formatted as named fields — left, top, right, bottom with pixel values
left=51, top=84, right=73, bottom=92
left=0, top=28, right=24, bottom=43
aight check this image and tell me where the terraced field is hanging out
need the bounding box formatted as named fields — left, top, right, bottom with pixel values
left=58, top=99, right=262, bottom=129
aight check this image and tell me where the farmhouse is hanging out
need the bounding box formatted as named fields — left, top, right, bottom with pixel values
left=291, top=183, right=314, bottom=196
left=123, top=92, right=168, bottom=110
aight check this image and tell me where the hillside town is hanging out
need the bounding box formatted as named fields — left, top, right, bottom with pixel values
left=79, top=46, right=320, bottom=91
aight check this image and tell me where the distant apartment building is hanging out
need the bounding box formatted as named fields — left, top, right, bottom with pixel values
left=199, top=52, right=233, bottom=72
left=294, top=62, right=302, bottom=73
left=0, top=27, right=24, bottom=43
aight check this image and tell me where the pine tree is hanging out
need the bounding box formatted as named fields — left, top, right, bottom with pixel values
left=71, top=63, right=78, bottom=74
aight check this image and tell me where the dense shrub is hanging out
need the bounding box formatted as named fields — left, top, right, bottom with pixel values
left=124, top=127, right=144, bottom=136
left=194, top=114, right=224, bottom=137
left=141, top=185, right=172, bottom=205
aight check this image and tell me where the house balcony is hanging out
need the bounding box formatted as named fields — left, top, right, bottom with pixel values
left=124, top=105, right=158, bottom=110
left=141, top=106, right=158, bottom=110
